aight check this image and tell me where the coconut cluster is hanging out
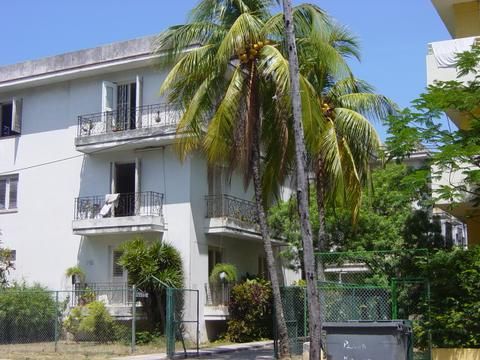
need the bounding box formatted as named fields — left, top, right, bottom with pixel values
left=237, top=39, right=272, bottom=63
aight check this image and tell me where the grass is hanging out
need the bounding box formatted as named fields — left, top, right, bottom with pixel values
left=0, top=340, right=165, bottom=360
left=0, top=338, right=237, bottom=360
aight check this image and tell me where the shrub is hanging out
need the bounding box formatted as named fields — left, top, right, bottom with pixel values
left=209, top=263, right=238, bottom=284
left=118, top=237, right=183, bottom=332
left=226, top=279, right=272, bottom=342
left=0, top=283, right=57, bottom=344
left=64, top=301, right=121, bottom=342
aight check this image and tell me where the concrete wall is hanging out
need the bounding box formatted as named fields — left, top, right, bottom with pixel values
left=433, top=348, right=480, bottom=360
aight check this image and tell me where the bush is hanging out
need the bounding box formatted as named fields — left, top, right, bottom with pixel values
left=64, top=301, right=123, bottom=342
left=209, top=263, right=238, bottom=284
left=118, top=237, right=183, bottom=332
left=0, top=283, right=57, bottom=344
left=226, top=279, right=272, bottom=342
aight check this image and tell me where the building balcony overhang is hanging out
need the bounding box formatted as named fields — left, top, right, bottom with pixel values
left=75, top=103, right=182, bottom=153
left=73, top=215, right=166, bottom=235
left=204, top=305, right=229, bottom=321
left=72, top=191, right=165, bottom=236
left=204, top=194, right=285, bottom=244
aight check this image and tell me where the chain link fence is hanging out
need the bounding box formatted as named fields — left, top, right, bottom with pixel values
left=275, top=250, right=432, bottom=359
left=0, top=286, right=156, bottom=358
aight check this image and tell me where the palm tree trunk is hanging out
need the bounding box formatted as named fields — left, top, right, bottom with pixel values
left=282, top=1, right=323, bottom=359
left=315, top=159, right=327, bottom=282
left=252, top=142, right=291, bottom=359
left=249, top=63, right=291, bottom=359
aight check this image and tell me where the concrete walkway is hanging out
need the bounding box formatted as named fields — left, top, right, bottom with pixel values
left=112, top=341, right=274, bottom=360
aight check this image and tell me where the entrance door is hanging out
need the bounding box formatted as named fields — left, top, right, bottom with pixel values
left=115, top=163, right=136, bottom=217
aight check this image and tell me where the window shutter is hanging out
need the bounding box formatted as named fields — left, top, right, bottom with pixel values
left=102, top=81, right=117, bottom=113
left=9, top=176, right=18, bottom=209
left=135, top=75, right=143, bottom=128
left=0, top=179, right=6, bottom=210
left=12, top=98, right=22, bottom=134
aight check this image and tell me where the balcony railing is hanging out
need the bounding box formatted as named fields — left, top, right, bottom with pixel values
left=77, top=103, right=181, bottom=137
left=72, top=283, right=147, bottom=306
left=205, top=282, right=235, bottom=306
left=205, top=194, right=258, bottom=225
left=74, top=191, right=163, bottom=220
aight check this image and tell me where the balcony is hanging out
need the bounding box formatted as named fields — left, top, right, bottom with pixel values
left=204, top=282, right=234, bottom=321
left=75, top=103, right=181, bottom=153
left=70, top=283, right=147, bottom=319
left=72, top=191, right=165, bottom=235
left=205, top=194, right=266, bottom=241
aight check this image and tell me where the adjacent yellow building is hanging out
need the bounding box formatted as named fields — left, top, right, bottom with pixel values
left=428, top=0, right=480, bottom=246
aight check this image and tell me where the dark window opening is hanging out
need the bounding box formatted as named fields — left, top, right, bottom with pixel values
left=1, top=103, right=13, bottom=137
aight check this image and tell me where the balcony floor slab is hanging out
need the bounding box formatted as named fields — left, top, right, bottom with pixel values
left=73, top=215, right=165, bottom=235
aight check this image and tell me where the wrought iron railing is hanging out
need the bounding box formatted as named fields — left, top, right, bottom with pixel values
left=72, top=282, right=147, bottom=306
left=205, top=194, right=258, bottom=225
left=77, top=103, right=181, bottom=137
left=205, top=282, right=235, bottom=306
left=74, top=191, right=163, bottom=220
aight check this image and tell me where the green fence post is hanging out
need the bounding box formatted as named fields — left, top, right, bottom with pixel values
left=166, top=288, right=175, bottom=359
left=391, top=279, right=398, bottom=319
left=54, top=291, right=59, bottom=352
left=131, top=285, right=136, bottom=353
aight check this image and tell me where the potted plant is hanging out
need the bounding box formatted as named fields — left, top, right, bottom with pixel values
left=65, top=266, right=86, bottom=287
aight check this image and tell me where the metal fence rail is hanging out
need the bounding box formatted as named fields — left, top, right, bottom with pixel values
left=74, top=191, right=163, bottom=220
left=77, top=103, right=181, bottom=137
left=205, top=194, right=258, bottom=225
left=166, top=287, right=199, bottom=359
left=204, top=282, right=234, bottom=306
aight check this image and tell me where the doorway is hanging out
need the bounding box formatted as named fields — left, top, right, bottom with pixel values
left=115, top=163, right=136, bottom=216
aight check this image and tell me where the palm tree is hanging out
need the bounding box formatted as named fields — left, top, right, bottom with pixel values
left=311, top=78, right=396, bottom=254
left=281, top=1, right=324, bottom=358
left=155, top=1, right=296, bottom=356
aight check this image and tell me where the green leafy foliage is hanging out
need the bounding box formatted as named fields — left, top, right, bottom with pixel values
left=384, top=45, right=480, bottom=209
left=0, top=235, right=14, bottom=287
left=64, top=300, right=127, bottom=342
left=226, top=279, right=273, bottom=342
left=424, top=247, right=480, bottom=348
left=269, top=163, right=444, bottom=259
left=0, top=283, right=57, bottom=343
left=118, top=237, right=183, bottom=332
left=209, top=263, right=238, bottom=284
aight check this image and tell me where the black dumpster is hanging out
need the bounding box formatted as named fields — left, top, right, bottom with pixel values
left=322, top=320, right=413, bottom=360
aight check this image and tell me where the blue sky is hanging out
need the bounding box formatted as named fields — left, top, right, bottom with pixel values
left=0, top=1, right=451, bottom=138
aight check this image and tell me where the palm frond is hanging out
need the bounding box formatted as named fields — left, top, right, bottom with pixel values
left=204, top=67, right=247, bottom=164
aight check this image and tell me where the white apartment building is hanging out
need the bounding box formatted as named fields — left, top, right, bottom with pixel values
left=0, top=35, right=297, bottom=340
left=427, top=0, right=480, bottom=246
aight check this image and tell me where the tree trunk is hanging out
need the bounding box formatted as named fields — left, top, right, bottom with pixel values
left=282, top=1, right=323, bottom=359
left=248, top=61, right=291, bottom=359
left=315, top=159, right=327, bottom=282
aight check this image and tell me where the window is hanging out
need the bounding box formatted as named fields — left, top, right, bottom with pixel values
left=112, top=250, right=124, bottom=278
left=0, top=99, right=22, bottom=137
left=0, top=174, right=18, bottom=211
left=208, top=247, right=223, bottom=275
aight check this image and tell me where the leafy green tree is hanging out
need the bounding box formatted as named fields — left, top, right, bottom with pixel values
left=118, top=237, right=183, bottom=332
left=0, top=230, right=14, bottom=288
left=423, top=247, right=480, bottom=348
left=269, top=163, right=444, bottom=255
left=384, top=45, right=480, bottom=210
